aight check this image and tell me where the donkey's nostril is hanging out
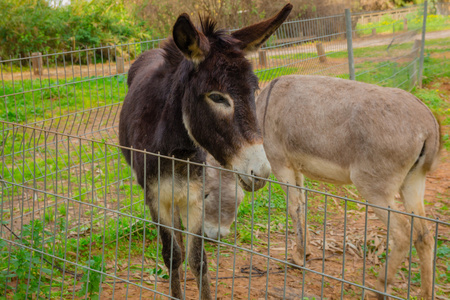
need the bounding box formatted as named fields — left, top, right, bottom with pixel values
left=235, top=143, right=271, bottom=191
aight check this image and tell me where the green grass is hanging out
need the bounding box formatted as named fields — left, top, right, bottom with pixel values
left=326, top=36, right=450, bottom=61
left=413, top=84, right=450, bottom=150
left=425, top=13, right=450, bottom=32
left=270, top=51, right=318, bottom=61
left=255, top=66, right=301, bottom=82
left=0, top=75, right=127, bottom=123
left=356, top=13, right=450, bottom=36
left=330, top=41, right=416, bottom=59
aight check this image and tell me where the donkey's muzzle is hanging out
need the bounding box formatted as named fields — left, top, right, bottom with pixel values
left=233, top=144, right=271, bottom=192
left=237, top=174, right=268, bottom=192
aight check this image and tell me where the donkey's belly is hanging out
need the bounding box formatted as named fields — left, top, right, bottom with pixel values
left=290, top=153, right=352, bottom=185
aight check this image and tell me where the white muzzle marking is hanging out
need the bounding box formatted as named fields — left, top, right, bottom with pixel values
left=232, top=143, right=271, bottom=191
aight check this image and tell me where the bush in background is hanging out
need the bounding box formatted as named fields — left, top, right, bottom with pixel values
left=0, top=0, right=153, bottom=58
left=0, top=0, right=447, bottom=59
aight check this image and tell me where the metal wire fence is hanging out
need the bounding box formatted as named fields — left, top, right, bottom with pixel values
left=1, top=122, right=448, bottom=299
left=1, top=2, right=449, bottom=300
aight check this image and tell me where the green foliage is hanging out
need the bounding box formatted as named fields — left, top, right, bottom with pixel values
left=426, top=14, right=450, bottom=32
left=437, top=244, right=450, bottom=259
left=0, top=220, right=54, bottom=299
left=435, top=241, right=450, bottom=285
left=77, top=255, right=105, bottom=300
left=413, top=87, right=450, bottom=121
left=146, top=266, right=169, bottom=280
left=0, top=0, right=152, bottom=58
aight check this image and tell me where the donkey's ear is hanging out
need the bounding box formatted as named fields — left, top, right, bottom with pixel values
left=173, top=13, right=210, bottom=64
left=231, top=3, right=293, bottom=54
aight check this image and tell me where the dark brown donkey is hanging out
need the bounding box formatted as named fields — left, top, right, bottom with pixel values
left=119, top=4, right=292, bottom=299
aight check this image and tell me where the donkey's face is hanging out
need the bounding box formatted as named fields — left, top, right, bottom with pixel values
left=173, top=4, right=293, bottom=191
left=182, top=48, right=266, bottom=191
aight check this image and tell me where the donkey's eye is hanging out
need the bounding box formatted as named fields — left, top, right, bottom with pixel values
left=208, top=93, right=230, bottom=107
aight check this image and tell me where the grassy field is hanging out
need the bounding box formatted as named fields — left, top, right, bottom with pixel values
left=0, top=75, right=127, bottom=124
left=1, top=36, right=449, bottom=299
left=355, top=12, right=450, bottom=36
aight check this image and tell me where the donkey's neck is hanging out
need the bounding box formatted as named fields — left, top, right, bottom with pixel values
left=156, top=70, right=205, bottom=163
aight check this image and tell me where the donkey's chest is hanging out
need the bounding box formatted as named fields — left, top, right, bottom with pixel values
left=146, top=175, right=204, bottom=221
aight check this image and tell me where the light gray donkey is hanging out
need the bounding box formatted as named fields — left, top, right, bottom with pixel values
left=256, top=75, right=441, bottom=299
left=204, top=155, right=244, bottom=239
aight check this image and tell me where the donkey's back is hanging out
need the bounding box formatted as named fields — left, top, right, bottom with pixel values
left=127, top=49, right=164, bottom=88
left=258, top=75, right=440, bottom=184
left=257, top=75, right=440, bottom=299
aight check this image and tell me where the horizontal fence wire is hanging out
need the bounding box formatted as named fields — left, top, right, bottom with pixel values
left=1, top=3, right=449, bottom=300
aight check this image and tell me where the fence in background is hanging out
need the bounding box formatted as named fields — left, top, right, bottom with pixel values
left=1, top=2, right=449, bottom=299
left=0, top=4, right=429, bottom=135
left=356, top=6, right=417, bottom=25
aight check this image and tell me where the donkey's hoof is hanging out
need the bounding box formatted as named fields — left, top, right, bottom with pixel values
left=291, top=244, right=311, bottom=266
left=291, top=250, right=311, bottom=267
left=374, top=280, right=393, bottom=300
left=419, top=290, right=432, bottom=300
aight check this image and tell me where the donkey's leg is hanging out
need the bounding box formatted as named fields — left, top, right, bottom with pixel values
left=272, top=165, right=311, bottom=266
left=352, top=175, right=411, bottom=299
left=149, top=206, right=183, bottom=299
left=183, top=203, right=212, bottom=300
left=188, top=227, right=212, bottom=300
left=174, top=205, right=186, bottom=281
left=401, top=169, right=434, bottom=299
left=371, top=207, right=411, bottom=299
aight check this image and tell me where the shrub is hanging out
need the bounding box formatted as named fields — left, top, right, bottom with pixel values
left=0, top=0, right=153, bottom=58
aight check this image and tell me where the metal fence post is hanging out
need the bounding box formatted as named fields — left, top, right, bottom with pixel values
left=345, top=9, right=355, bottom=80
left=418, top=1, right=428, bottom=88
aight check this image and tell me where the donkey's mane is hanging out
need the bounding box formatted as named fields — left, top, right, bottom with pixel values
left=199, top=15, right=234, bottom=43
left=162, top=15, right=238, bottom=67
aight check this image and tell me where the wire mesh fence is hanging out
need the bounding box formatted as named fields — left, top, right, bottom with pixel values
left=1, top=2, right=449, bottom=300
left=1, top=122, right=449, bottom=299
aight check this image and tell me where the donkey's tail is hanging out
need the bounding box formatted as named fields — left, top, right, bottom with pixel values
left=422, top=115, right=442, bottom=173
